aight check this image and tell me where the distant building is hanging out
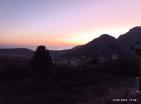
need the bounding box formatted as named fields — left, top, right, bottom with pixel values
left=98, top=57, right=106, bottom=63
left=112, top=54, right=118, bottom=64
left=53, top=58, right=69, bottom=65
left=70, top=59, right=81, bottom=66
left=112, top=54, right=118, bottom=60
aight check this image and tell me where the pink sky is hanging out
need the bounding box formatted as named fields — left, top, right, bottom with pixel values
left=0, top=0, right=141, bottom=50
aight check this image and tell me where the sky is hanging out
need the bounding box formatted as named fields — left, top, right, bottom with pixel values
left=0, top=0, right=141, bottom=50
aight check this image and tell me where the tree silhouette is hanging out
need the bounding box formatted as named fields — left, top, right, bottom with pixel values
left=30, top=45, right=53, bottom=91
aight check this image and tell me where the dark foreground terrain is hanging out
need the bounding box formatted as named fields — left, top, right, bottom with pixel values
left=0, top=55, right=140, bottom=104
left=0, top=76, right=139, bottom=104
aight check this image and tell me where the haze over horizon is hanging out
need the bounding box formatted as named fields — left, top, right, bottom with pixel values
left=0, top=0, right=141, bottom=50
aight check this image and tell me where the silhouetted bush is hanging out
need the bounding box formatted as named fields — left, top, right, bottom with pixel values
left=30, top=45, right=53, bottom=90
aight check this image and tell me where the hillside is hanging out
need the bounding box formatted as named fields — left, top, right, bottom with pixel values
left=0, top=48, right=34, bottom=58
left=118, top=26, right=141, bottom=54
left=55, top=34, right=126, bottom=59
left=53, top=26, right=141, bottom=59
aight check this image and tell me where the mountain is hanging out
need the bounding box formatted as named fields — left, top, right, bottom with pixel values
left=0, top=48, right=34, bottom=58
left=85, top=34, right=126, bottom=57
left=1, top=26, right=141, bottom=60
left=56, top=34, right=126, bottom=59
left=118, top=26, right=141, bottom=53
left=54, top=26, right=141, bottom=59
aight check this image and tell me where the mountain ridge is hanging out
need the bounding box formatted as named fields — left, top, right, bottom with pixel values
left=54, top=26, right=141, bottom=59
left=0, top=48, right=34, bottom=58
left=0, top=26, right=141, bottom=59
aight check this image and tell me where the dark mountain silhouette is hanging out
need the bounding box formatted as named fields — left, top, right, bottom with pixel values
left=85, top=34, right=126, bottom=57
left=118, top=26, right=141, bottom=47
left=53, top=26, right=141, bottom=59
left=0, top=48, right=33, bottom=58
left=0, top=26, right=141, bottom=59
left=56, top=34, right=125, bottom=58
left=118, top=26, right=141, bottom=54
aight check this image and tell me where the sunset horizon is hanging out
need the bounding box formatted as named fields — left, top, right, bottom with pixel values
left=0, top=1, right=141, bottom=102
left=1, top=0, right=141, bottom=50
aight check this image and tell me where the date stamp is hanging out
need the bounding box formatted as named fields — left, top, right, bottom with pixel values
left=113, top=98, right=137, bottom=102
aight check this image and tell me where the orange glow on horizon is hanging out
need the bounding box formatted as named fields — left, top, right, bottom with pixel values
left=1, top=24, right=140, bottom=49
left=0, top=36, right=80, bottom=48
left=1, top=0, right=141, bottom=50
